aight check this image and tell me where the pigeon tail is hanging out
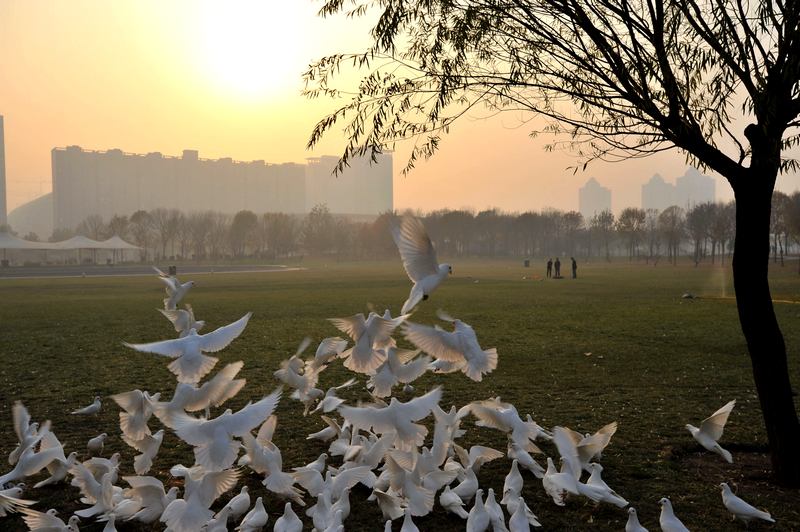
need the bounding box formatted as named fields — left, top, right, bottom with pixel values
left=401, top=284, right=425, bottom=315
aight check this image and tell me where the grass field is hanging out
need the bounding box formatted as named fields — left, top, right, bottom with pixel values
left=1, top=259, right=799, bottom=531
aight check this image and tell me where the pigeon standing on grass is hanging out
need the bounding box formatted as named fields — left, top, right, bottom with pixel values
left=391, top=216, right=452, bottom=314
left=658, top=498, right=690, bottom=532
left=72, top=396, right=102, bottom=415
left=719, top=482, right=775, bottom=524
left=625, top=507, right=648, bottom=532
left=685, top=400, right=735, bottom=463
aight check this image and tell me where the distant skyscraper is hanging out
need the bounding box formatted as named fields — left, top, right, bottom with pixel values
left=675, top=167, right=715, bottom=208
left=641, top=173, right=676, bottom=212
left=578, top=177, right=611, bottom=221
left=0, top=115, right=6, bottom=226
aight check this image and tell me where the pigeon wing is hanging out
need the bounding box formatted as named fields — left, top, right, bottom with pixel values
left=199, top=312, right=252, bottom=352
left=222, top=390, right=282, bottom=437
left=397, top=387, right=443, bottom=422
left=700, top=400, right=736, bottom=441
left=391, top=216, right=439, bottom=282
left=403, top=323, right=464, bottom=362
left=123, top=337, right=186, bottom=357
left=328, top=314, right=367, bottom=340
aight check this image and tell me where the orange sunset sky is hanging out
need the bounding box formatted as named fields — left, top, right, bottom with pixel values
left=1, top=0, right=796, bottom=214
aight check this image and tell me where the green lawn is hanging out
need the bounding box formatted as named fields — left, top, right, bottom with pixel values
left=0, top=259, right=798, bottom=530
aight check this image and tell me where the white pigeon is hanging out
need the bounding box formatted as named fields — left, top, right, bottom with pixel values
left=391, top=215, right=452, bottom=314
left=542, top=457, right=579, bottom=506
left=586, top=463, right=628, bottom=506
left=307, top=415, right=345, bottom=442
left=368, top=347, right=430, bottom=398
left=122, top=475, right=179, bottom=523
left=21, top=508, right=81, bottom=531
left=110, top=389, right=161, bottom=441
left=400, top=506, right=421, bottom=532
left=686, top=400, right=735, bottom=463
left=505, top=496, right=541, bottom=529
left=370, top=488, right=405, bottom=520
left=311, top=378, right=357, bottom=414
left=338, top=387, right=442, bottom=448
left=34, top=432, right=79, bottom=488
left=509, top=496, right=535, bottom=531
left=553, top=423, right=618, bottom=476
left=237, top=496, right=268, bottom=531
left=8, top=402, right=47, bottom=465
left=502, top=460, right=524, bottom=504
left=329, top=311, right=408, bottom=374
left=123, top=312, right=252, bottom=384
left=626, top=507, right=649, bottom=532
left=467, top=489, right=492, bottom=532
left=404, top=311, right=497, bottom=382
left=154, top=362, right=247, bottom=428
left=0, top=444, right=70, bottom=486
left=719, top=482, right=775, bottom=524
left=258, top=441, right=305, bottom=504
left=161, top=465, right=240, bottom=532
left=205, top=507, right=231, bottom=532
left=465, top=398, right=541, bottom=452
left=0, top=486, right=35, bottom=516
left=484, top=488, right=509, bottom=532
left=308, top=336, right=349, bottom=371
left=274, top=501, right=303, bottom=532
left=72, top=396, right=102, bottom=415
left=87, top=433, right=107, bottom=455
left=508, top=441, right=545, bottom=479
left=658, top=498, right=690, bottom=532
left=217, top=486, right=250, bottom=522
left=439, top=485, right=469, bottom=518
left=122, top=429, right=164, bottom=475
left=171, top=389, right=281, bottom=471
left=293, top=464, right=375, bottom=501
left=154, top=266, right=195, bottom=310
left=158, top=304, right=205, bottom=337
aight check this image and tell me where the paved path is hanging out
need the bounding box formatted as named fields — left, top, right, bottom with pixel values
left=0, top=264, right=304, bottom=279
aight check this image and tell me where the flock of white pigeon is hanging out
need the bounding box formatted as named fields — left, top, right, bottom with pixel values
left=0, top=216, right=778, bottom=531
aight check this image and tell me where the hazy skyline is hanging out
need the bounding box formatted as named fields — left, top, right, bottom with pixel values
left=2, top=0, right=797, bottom=216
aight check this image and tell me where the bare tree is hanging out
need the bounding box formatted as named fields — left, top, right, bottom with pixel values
left=686, top=203, right=714, bottom=265
left=308, top=0, right=800, bottom=483
left=76, top=214, right=105, bottom=240
left=150, top=208, right=182, bottom=260
left=616, top=207, right=647, bottom=260
left=590, top=210, right=615, bottom=261
left=129, top=210, right=153, bottom=262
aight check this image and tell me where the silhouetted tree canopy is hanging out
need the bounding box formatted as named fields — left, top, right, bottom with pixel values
left=307, top=0, right=800, bottom=485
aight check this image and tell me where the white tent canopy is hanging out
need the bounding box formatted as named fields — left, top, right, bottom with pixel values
left=0, top=232, right=59, bottom=250
left=0, top=232, right=140, bottom=251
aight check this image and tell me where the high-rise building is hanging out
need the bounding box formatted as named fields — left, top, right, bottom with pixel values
left=641, top=173, right=676, bottom=212
left=51, top=146, right=392, bottom=231
left=578, top=177, right=611, bottom=221
left=305, top=153, right=393, bottom=215
left=0, top=115, right=7, bottom=226
left=675, top=167, right=715, bottom=208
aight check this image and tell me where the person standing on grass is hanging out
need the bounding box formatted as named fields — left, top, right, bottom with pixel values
left=546, top=258, right=552, bottom=278
left=554, top=257, right=561, bottom=278
left=571, top=257, right=577, bottom=279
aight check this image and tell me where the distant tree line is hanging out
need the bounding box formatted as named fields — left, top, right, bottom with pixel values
left=32, top=191, right=800, bottom=267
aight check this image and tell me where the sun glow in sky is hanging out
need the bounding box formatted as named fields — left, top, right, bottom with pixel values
left=194, top=1, right=314, bottom=99
left=1, top=0, right=794, bottom=215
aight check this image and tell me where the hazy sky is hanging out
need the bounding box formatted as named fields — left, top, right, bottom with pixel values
left=1, top=0, right=797, bottom=213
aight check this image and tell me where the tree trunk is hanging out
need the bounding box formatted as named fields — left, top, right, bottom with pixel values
left=732, top=179, right=800, bottom=487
